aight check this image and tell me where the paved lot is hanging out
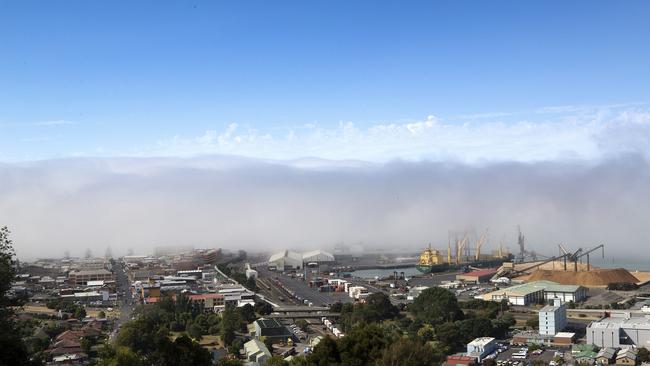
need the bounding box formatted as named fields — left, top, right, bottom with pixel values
left=496, top=348, right=560, bottom=365
left=258, top=267, right=354, bottom=307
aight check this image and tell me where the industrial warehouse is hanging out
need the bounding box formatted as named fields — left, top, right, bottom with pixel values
left=482, top=280, right=587, bottom=305
left=267, top=249, right=335, bottom=271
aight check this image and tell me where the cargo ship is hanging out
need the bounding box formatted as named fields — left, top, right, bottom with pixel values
left=416, top=245, right=450, bottom=273
left=416, top=244, right=508, bottom=274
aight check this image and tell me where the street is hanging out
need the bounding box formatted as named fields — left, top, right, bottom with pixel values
left=110, top=261, right=134, bottom=342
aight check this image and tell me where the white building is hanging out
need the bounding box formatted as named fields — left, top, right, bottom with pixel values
left=268, top=250, right=303, bottom=271
left=302, top=250, right=335, bottom=264
left=467, top=337, right=497, bottom=362
left=587, top=313, right=650, bottom=348
left=539, top=298, right=567, bottom=335
left=243, top=339, right=271, bottom=365
left=483, top=280, right=587, bottom=306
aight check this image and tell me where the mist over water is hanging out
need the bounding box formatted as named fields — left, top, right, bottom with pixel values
left=1, top=155, right=649, bottom=261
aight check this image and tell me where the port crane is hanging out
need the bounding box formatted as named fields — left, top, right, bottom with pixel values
left=558, top=244, right=605, bottom=271
left=475, top=228, right=489, bottom=261
left=456, top=234, right=469, bottom=265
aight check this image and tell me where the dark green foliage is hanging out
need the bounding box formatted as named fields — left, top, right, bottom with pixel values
left=0, top=226, right=42, bottom=366
left=187, top=323, right=203, bottom=340
left=107, top=295, right=212, bottom=366
left=337, top=293, right=399, bottom=332
left=360, top=292, right=399, bottom=323
left=408, top=287, right=462, bottom=324
left=236, top=303, right=256, bottom=323
left=305, top=336, right=341, bottom=366
left=216, top=358, right=243, bottom=366
left=220, top=306, right=240, bottom=346
left=255, top=301, right=273, bottom=315
left=228, top=338, right=243, bottom=355
left=265, top=355, right=289, bottom=366
left=376, top=338, right=439, bottom=366
left=338, top=323, right=390, bottom=366
left=435, top=322, right=463, bottom=351
left=45, top=298, right=87, bottom=319
left=74, top=306, right=87, bottom=319
left=492, top=313, right=516, bottom=338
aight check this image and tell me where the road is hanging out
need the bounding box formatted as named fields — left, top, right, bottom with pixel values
left=110, top=261, right=135, bottom=342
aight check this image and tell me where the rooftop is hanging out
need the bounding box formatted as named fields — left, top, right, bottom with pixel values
left=70, top=269, right=112, bottom=276
left=589, top=315, right=650, bottom=330
left=461, top=268, right=498, bottom=277
left=486, top=280, right=582, bottom=297
left=554, top=332, right=576, bottom=339
left=255, top=318, right=285, bottom=329
left=468, top=337, right=495, bottom=347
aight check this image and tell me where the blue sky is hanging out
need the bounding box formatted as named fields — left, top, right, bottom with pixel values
left=1, top=1, right=650, bottom=162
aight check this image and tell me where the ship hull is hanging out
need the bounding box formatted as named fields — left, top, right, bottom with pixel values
left=416, top=258, right=506, bottom=274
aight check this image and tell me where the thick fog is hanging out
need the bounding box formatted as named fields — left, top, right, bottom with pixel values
left=1, top=155, right=649, bottom=260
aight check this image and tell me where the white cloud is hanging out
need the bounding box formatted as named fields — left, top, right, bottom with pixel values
left=135, top=104, right=650, bottom=163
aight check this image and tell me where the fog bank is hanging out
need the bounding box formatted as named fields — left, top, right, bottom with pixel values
left=1, top=155, right=648, bottom=260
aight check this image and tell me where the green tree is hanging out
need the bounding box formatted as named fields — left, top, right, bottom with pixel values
left=435, top=322, right=462, bottom=351
left=221, top=306, right=240, bottom=346
left=255, top=301, right=273, bottom=316
left=458, top=317, right=494, bottom=343
left=638, top=347, right=650, bottom=362
left=216, top=358, right=243, bottom=366
left=74, top=306, right=87, bottom=319
left=361, top=292, right=399, bottom=323
left=526, top=316, right=538, bottom=330
left=0, top=226, right=40, bottom=366
left=338, top=324, right=389, bottom=366
left=408, top=287, right=462, bottom=325
left=228, top=338, right=243, bottom=355
left=265, top=355, right=288, bottom=366
left=416, top=323, right=435, bottom=342
left=376, top=338, right=438, bottom=366
left=187, top=323, right=203, bottom=340
left=237, top=303, right=256, bottom=323
left=98, top=310, right=106, bottom=319
left=98, top=345, right=145, bottom=366
left=305, top=336, right=340, bottom=366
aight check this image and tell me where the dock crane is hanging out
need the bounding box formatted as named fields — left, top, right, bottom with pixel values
left=576, top=244, right=605, bottom=271
left=493, top=251, right=573, bottom=279
left=475, top=228, right=489, bottom=261
left=456, top=234, right=469, bottom=265
left=558, top=244, right=605, bottom=271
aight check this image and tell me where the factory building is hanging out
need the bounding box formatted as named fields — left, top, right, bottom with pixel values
left=302, top=250, right=335, bottom=265
left=539, top=298, right=567, bottom=335
left=243, top=339, right=271, bottom=365
left=268, top=249, right=336, bottom=271
left=456, top=268, right=498, bottom=284
left=466, top=337, right=496, bottom=363
left=587, top=314, right=650, bottom=348
left=253, top=318, right=294, bottom=343
left=542, top=283, right=587, bottom=303
left=483, top=280, right=587, bottom=306
left=268, top=250, right=303, bottom=271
